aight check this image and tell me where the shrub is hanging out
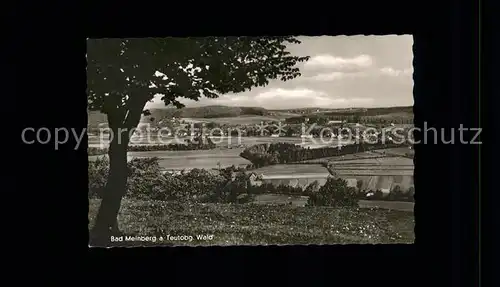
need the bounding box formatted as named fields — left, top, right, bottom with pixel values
left=88, top=157, right=109, bottom=198
left=219, top=165, right=247, bottom=181
left=247, top=184, right=265, bottom=195
left=275, top=184, right=303, bottom=195
left=408, top=187, right=415, bottom=201
left=221, top=172, right=251, bottom=203
left=303, top=180, right=320, bottom=196
left=387, top=185, right=401, bottom=201
left=306, top=177, right=359, bottom=208
left=126, top=157, right=166, bottom=200
left=88, top=147, right=108, bottom=156
left=259, top=182, right=276, bottom=193
left=245, top=181, right=307, bottom=196
left=240, top=142, right=402, bottom=168
left=373, top=190, right=385, bottom=200
left=88, top=157, right=259, bottom=204
left=179, top=169, right=229, bottom=202
left=89, top=157, right=166, bottom=200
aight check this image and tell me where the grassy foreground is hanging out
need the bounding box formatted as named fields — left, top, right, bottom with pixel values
left=89, top=199, right=414, bottom=246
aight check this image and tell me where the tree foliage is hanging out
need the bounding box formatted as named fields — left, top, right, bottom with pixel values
left=306, top=177, right=359, bottom=208
left=240, top=142, right=402, bottom=167
left=87, top=37, right=310, bottom=119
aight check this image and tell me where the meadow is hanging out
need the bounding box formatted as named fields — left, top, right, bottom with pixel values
left=183, top=115, right=288, bottom=125
left=88, top=136, right=307, bottom=148
left=88, top=148, right=252, bottom=170
left=252, top=194, right=414, bottom=211
left=252, top=164, right=330, bottom=175
left=330, top=156, right=414, bottom=166
left=88, top=198, right=414, bottom=246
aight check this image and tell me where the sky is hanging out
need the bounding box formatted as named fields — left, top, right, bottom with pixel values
left=145, top=35, right=414, bottom=110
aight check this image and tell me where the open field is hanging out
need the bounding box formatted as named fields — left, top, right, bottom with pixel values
left=363, top=112, right=413, bottom=119
left=253, top=164, right=330, bottom=175
left=252, top=194, right=414, bottom=211
left=371, top=147, right=414, bottom=157
left=89, top=135, right=351, bottom=150
left=249, top=153, right=413, bottom=191
left=252, top=194, right=310, bottom=207
left=88, top=198, right=414, bottom=246
left=88, top=136, right=308, bottom=148
left=299, top=150, right=401, bottom=163
left=184, top=115, right=288, bottom=125
left=87, top=146, right=414, bottom=174
left=330, top=156, right=414, bottom=166
left=331, top=156, right=413, bottom=191
left=89, top=148, right=244, bottom=158
left=335, top=169, right=413, bottom=176
left=357, top=200, right=414, bottom=211
left=88, top=148, right=251, bottom=170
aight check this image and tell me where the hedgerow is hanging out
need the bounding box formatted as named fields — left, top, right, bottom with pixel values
left=306, top=177, right=359, bottom=208
left=240, top=142, right=403, bottom=167
left=89, top=158, right=253, bottom=203
left=89, top=158, right=414, bottom=204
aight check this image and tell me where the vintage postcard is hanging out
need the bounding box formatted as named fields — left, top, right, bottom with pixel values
left=87, top=35, right=415, bottom=247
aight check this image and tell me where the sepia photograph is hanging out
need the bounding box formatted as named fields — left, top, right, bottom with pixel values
left=87, top=35, right=415, bottom=247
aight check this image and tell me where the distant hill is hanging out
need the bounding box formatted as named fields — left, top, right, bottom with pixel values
left=282, top=106, right=413, bottom=125
left=88, top=105, right=413, bottom=128
left=270, top=106, right=412, bottom=116
left=88, top=106, right=270, bottom=127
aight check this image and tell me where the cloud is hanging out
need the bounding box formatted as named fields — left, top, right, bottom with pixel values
left=145, top=88, right=375, bottom=110
left=379, top=67, right=413, bottom=77
left=304, top=54, right=373, bottom=70
left=249, top=88, right=374, bottom=109
left=303, top=71, right=367, bottom=82
left=306, top=67, right=412, bottom=82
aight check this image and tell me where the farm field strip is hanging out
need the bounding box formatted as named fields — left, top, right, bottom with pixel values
left=252, top=164, right=329, bottom=174
left=301, top=154, right=403, bottom=163
left=330, top=157, right=414, bottom=164
left=331, top=167, right=414, bottom=170
left=88, top=148, right=244, bottom=157
left=89, top=152, right=252, bottom=171
left=331, top=163, right=414, bottom=166
left=335, top=170, right=413, bottom=176
left=260, top=173, right=331, bottom=179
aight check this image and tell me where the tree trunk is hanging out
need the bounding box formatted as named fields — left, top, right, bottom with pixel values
left=90, top=104, right=144, bottom=246
left=90, top=130, right=129, bottom=245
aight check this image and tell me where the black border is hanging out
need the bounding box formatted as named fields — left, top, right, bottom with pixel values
left=482, top=1, right=494, bottom=285
left=18, top=2, right=480, bottom=285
